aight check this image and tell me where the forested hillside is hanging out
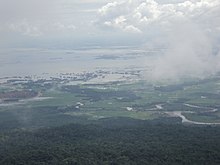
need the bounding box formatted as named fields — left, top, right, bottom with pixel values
left=1, top=118, right=220, bottom=165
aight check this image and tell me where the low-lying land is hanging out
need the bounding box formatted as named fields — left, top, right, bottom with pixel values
left=1, top=73, right=220, bottom=127
left=1, top=72, right=220, bottom=164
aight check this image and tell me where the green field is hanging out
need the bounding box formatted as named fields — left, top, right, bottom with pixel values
left=1, top=77, right=220, bottom=130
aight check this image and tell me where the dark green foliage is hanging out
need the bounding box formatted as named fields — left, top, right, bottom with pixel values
left=0, top=106, right=88, bottom=132
left=1, top=118, right=220, bottom=165
left=193, top=92, right=220, bottom=99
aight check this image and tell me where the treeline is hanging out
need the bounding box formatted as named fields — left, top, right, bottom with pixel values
left=1, top=117, right=220, bottom=165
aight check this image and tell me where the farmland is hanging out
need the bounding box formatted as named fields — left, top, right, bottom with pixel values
left=1, top=72, right=220, bottom=130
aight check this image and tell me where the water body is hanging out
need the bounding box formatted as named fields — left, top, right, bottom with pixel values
left=166, top=111, right=220, bottom=125
left=156, top=104, right=220, bottom=125
left=0, top=48, right=155, bottom=78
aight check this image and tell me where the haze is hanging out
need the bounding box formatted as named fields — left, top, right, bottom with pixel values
left=1, top=0, right=220, bottom=82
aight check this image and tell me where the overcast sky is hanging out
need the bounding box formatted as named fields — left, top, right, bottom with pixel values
left=0, top=0, right=220, bottom=48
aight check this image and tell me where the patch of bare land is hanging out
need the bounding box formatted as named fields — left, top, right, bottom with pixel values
left=0, top=90, right=38, bottom=103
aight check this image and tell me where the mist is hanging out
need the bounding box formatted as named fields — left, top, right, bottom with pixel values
left=147, top=19, right=220, bottom=83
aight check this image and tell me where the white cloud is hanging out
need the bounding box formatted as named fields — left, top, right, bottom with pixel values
left=124, top=25, right=142, bottom=33
left=103, top=15, right=142, bottom=33
left=148, top=22, right=217, bottom=82
left=53, top=22, right=76, bottom=31
left=8, top=20, right=42, bottom=37
left=5, top=20, right=77, bottom=38
left=98, top=1, right=120, bottom=15
left=97, top=0, right=220, bottom=33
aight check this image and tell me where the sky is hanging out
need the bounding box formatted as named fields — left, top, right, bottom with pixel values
left=1, top=0, right=219, bottom=49
left=1, top=0, right=220, bottom=81
left=0, top=0, right=121, bottom=48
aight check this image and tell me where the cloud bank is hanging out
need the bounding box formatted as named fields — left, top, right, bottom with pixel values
left=97, top=0, right=220, bottom=82
left=97, top=0, right=220, bottom=33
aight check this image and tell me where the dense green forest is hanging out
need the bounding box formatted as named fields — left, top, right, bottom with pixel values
left=1, top=117, right=220, bottom=165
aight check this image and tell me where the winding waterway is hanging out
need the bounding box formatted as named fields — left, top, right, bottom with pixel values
left=165, top=103, right=220, bottom=125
